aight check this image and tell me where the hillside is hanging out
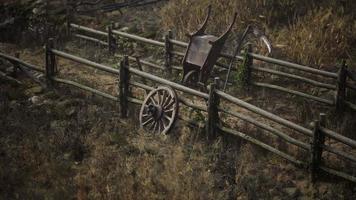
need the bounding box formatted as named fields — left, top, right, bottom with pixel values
left=1, top=1, right=356, bottom=199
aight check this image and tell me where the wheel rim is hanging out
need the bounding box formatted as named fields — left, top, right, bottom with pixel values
left=139, top=86, right=178, bottom=135
left=183, top=70, right=199, bottom=88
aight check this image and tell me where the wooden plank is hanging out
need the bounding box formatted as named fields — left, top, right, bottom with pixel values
left=320, top=127, right=356, bottom=149
left=250, top=53, right=338, bottom=79
left=251, top=66, right=336, bottom=90
left=323, top=145, right=356, bottom=163
left=70, top=23, right=107, bottom=37
left=169, top=39, right=188, bottom=48
left=127, top=96, right=143, bottom=105
left=219, top=125, right=305, bottom=167
left=215, top=89, right=313, bottom=136
left=252, top=82, right=334, bottom=105
left=112, top=30, right=165, bottom=47
left=0, top=52, right=45, bottom=73
left=320, top=165, right=356, bottom=183
left=51, top=49, right=120, bottom=75
left=52, top=77, right=118, bottom=101
left=219, top=107, right=310, bottom=150
left=74, top=34, right=109, bottom=46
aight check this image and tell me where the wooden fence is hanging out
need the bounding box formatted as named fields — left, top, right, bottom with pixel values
left=47, top=46, right=356, bottom=183
left=2, top=21, right=356, bottom=183
left=2, top=40, right=355, bottom=183
left=67, top=23, right=356, bottom=112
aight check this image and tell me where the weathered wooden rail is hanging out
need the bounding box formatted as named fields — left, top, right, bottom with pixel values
left=2, top=41, right=355, bottom=183
left=67, top=23, right=356, bottom=112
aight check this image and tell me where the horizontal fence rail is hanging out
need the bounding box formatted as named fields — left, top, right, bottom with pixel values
left=70, top=23, right=107, bottom=37
left=252, top=82, right=334, bottom=105
left=51, top=49, right=120, bottom=75
left=0, top=52, right=45, bottom=73
left=251, top=66, right=336, bottom=90
left=112, top=30, right=165, bottom=47
left=215, top=90, right=314, bottom=136
left=53, top=77, right=118, bottom=101
left=218, top=125, right=306, bottom=166
left=250, top=53, right=338, bottom=79
left=218, top=107, right=310, bottom=150
left=74, top=33, right=109, bottom=46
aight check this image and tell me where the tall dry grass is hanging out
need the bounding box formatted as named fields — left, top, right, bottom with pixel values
left=160, top=0, right=355, bottom=68
left=275, top=8, right=355, bottom=68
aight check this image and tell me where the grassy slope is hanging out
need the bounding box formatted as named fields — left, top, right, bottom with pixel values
left=1, top=2, right=356, bottom=199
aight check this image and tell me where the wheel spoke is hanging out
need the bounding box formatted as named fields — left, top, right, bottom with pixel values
left=157, top=120, right=162, bottom=134
left=157, top=90, right=162, bottom=105
left=162, top=95, right=171, bottom=108
left=164, top=114, right=172, bottom=122
left=142, top=117, right=154, bottom=126
left=149, top=96, right=158, bottom=106
left=149, top=121, right=156, bottom=131
left=153, top=121, right=158, bottom=133
left=164, top=107, right=175, bottom=114
left=161, top=118, right=168, bottom=129
left=161, top=90, right=167, bottom=106
left=164, top=99, right=175, bottom=109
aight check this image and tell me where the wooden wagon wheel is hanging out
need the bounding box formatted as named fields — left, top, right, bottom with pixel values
left=139, top=86, right=179, bottom=135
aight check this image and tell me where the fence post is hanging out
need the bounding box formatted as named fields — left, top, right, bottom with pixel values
left=309, top=113, right=326, bottom=182
left=45, top=38, right=56, bottom=87
left=107, top=23, right=116, bottom=55
left=119, top=55, right=130, bottom=118
left=164, top=30, right=173, bottom=74
left=335, top=60, right=347, bottom=112
left=206, top=77, right=220, bottom=140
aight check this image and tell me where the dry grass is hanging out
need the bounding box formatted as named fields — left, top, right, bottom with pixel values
left=160, top=0, right=355, bottom=68
left=275, top=8, right=355, bottom=68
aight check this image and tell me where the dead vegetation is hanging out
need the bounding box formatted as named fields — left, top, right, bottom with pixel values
left=160, top=0, right=355, bottom=69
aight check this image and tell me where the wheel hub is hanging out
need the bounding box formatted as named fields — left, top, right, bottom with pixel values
left=148, top=104, right=163, bottom=120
